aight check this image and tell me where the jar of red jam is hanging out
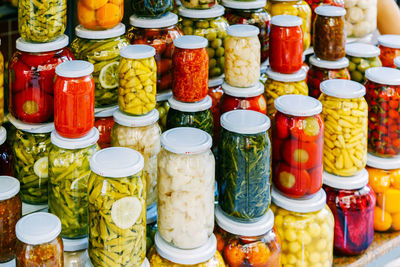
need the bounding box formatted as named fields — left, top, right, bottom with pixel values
left=0, top=176, right=21, bottom=263
left=172, top=36, right=209, bottom=102
left=9, top=35, right=74, bottom=124
left=0, top=127, right=14, bottom=176
left=324, top=169, right=375, bottom=255
left=54, top=60, right=95, bottom=138
left=269, top=15, right=303, bottom=74
left=94, top=107, right=117, bottom=149
left=307, top=55, right=350, bottom=99
left=208, top=77, right=223, bottom=143
left=272, top=94, right=323, bottom=198
left=365, top=67, right=400, bottom=158
left=378, top=35, right=400, bottom=68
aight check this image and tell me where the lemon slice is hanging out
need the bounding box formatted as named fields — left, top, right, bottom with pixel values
left=111, top=197, right=142, bottom=229
left=99, top=62, right=119, bottom=89
left=33, top=157, right=48, bottom=178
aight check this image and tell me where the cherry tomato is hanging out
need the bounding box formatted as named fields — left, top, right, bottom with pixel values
left=272, top=138, right=284, bottom=161
left=282, top=139, right=320, bottom=170
left=13, top=87, right=53, bottom=123
left=247, top=242, right=271, bottom=267
left=274, top=112, right=290, bottom=139
left=308, top=165, right=323, bottom=194
left=9, top=59, right=31, bottom=93
left=151, top=39, right=167, bottom=55
left=289, top=115, right=323, bottom=142
left=94, top=117, right=115, bottom=149
left=275, top=163, right=310, bottom=198
left=20, top=51, right=55, bottom=68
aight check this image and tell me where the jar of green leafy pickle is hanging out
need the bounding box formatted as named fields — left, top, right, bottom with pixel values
left=70, top=24, right=129, bottom=108
left=132, top=0, right=172, bottom=17
left=49, top=128, right=100, bottom=239
left=178, top=5, right=229, bottom=78
left=156, top=91, right=172, bottom=132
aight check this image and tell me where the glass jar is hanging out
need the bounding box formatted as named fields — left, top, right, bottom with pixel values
left=132, top=0, right=172, bottom=17
left=220, top=82, right=267, bottom=115
left=156, top=91, right=172, bottom=132
left=365, top=67, right=400, bottom=158
left=158, top=127, right=214, bottom=249
left=305, top=0, right=344, bottom=27
left=378, top=35, right=400, bottom=68
left=0, top=176, right=21, bottom=263
left=70, top=24, right=129, bottom=108
left=179, top=5, right=229, bottom=78
left=344, top=0, right=377, bottom=38
left=87, top=258, right=150, bottom=267
left=313, top=6, right=346, bottom=61
left=319, top=79, right=368, bottom=176
left=272, top=95, right=323, bottom=198
left=77, top=0, right=123, bottom=30
left=307, top=55, right=350, bottom=99
left=9, top=36, right=74, bottom=124
left=119, top=45, right=157, bottom=115
left=94, top=107, right=117, bottom=149
left=172, top=36, right=209, bottom=102
left=208, top=78, right=223, bottom=142
left=127, top=13, right=183, bottom=92
left=225, top=25, right=261, bottom=87
left=49, top=128, right=100, bottom=239
left=63, top=238, right=89, bottom=267
left=181, top=0, right=216, bottom=9
left=146, top=204, right=158, bottom=255
left=218, top=110, right=271, bottom=221
left=18, top=0, right=66, bottom=42
left=0, top=44, right=3, bottom=125
left=13, top=125, right=53, bottom=204
left=88, top=147, right=146, bottom=266
left=0, top=127, right=14, bottom=176
left=215, top=207, right=281, bottom=267
left=323, top=169, right=375, bottom=255
left=111, top=109, right=161, bottom=209
left=16, top=212, right=63, bottom=266
left=264, top=68, right=308, bottom=118
left=54, top=60, right=95, bottom=138
left=271, top=189, right=334, bottom=267
left=223, top=0, right=271, bottom=63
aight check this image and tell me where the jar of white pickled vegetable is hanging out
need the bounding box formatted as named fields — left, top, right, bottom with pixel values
left=63, top=238, right=89, bottom=267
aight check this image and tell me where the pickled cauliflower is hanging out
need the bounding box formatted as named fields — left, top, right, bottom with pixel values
left=345, top=0, right=377, bottom=37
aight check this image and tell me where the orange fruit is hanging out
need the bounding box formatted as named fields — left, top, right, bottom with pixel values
left=392, top=212, right=400, bottom=231
left=374, top=206, right=392, bottom=231
left=377, top=188, right=400, bottom=214
left=367, top=167, right=391, bottom=193
left=390, top=169, right=400, bottom=190
left=96, top=3, right=121, bottom=29
left=247, top=242, right=271, bottom=266
left=110, top=0, right=123, bottom=6
left=82, top=0, right=108, bottom=10
left=77, top=2, right=98, bottom=29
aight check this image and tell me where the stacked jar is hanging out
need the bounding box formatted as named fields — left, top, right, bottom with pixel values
left=344, top=0, right=377, bottom=38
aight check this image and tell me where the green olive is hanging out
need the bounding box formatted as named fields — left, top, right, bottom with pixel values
left=218, top=57, right=225, bottom=69
left=209, top=58, right=217, bottom=68
left=206, top=47, right=215, bottom=58
left=348, top=61, right=356, bottom=72
left=194, top=28, right=205, bottom=37
left=357, top=60, right=370, bottom=72
left=196, top=20, right=209, bottom=29
left=183, top=27, right=193, bottom=35
left=215, top=46, right=224, bottom=57
left=370, top=58, right=382, bottom=68
left=158, top=106, right=166, bottom=118
left=182, top=19, right=193, bottom=27
left=217, top=30, right=227, bottom=39
left=210, top=67, right=222, bottom=77
left=206, top=31, right=217, bottom=41
left=351, top=57, right=362, bottom=64
left=211, top=39, right=222, bottom=49
left=351, top=71, right=363, bottom=82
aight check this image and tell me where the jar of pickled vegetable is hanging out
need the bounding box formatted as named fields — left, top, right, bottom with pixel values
left=132, top=0, right=172, bottom=17
left=208, top=77, right=223, bottom=142
left=87, top=258, right=150, bottom=267
left=215, top=207, right=281, bottom=267
left=16, top=212, right=63, bottom=266
left=63, top=238, right=89, bottom=267
left=146, top=204, right=158, bottom=254
left=344, top=0, right=377, bottom=38
left=94, top=107, right=117, bottom=149
left=9, top=36, right=74, bottom=124
left=0, top=176, right=21, bottom=263
left=264, top=68, right=308, bottom=117
left=88, top=147, right=146, bottom=266
left=271, top=188, right=334, bottom=267
left=156, top=91, right=172, bottom=131
left=307, top=55, right=350, bottom=99
left=181, top=0, right=215, bottom=9
left=71, top=24, right=129, bottom=108
left=378, top=35, right=400, bottom=68
left=77, top=0, right=123, bottom=30
left=319, top=79, right=368, bottom=176
left=0, top=42, right=3, bottom=126
left=111, top=109, right=161, bottom=209
left=54, top=60, right=95, bottom=139
left=18, top=0, right=66, bottom=42
left=365, top=67, right=400, bottom=157
left=49, top=128, right=100, bottom=239
left=218, top=110, right=271, bottom=221
left=306, top=0, right=344, bottom=27
left=223, top=0, right=271, bottom=63
left=172, top=36, right=209, bottom=102
left=324, top=169, right=375, bottom=255
left=0, top=127, right=14, bottom=176
left=158, top=127, right=214, bottom=249
left=128, top=13, right=183, bottom=92
left=313, top=5, right=346, bottom=61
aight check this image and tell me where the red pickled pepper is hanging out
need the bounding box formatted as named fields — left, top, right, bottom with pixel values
left=220, top=94, right=267, bottom=115
left=379, top=45, right=400, bottom=68
left=94, top=117, right=114, bottom=149
left=307, top=66, right=350, bottom=99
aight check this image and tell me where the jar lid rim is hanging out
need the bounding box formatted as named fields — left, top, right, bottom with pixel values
left=16, top=35, right=69, bottom=53
left=147, top=204, right=157, bottom=224
left=130, top=13, right=178, bottom=28
left=178, top=4, right=225, bottom=18
left=173, top=35, right=208, bottom=49
left=55, top=60, right=94, bottom=78
left=378, top=34, right=400, bottom=49
left=51, top=128, right=99, bottom=149
left=120, top=45, right=156, bottom=59
left=222, top=82, right=264, bottom=97
left=367, top=153, right=400, bottom=170
left=315, top=5, right=346, bottom=16
left=320, top=79, right=366, bottom=98
left=345, top=43, right=381, bottom=58
left=113, top=109, right=159, bottom=127
left=161, top=127, right=212, bottom=154
left=271, top=188, right=327, bottom=213
left=365, top=67, right=400, bottom=85
left=8, top=114, right=55, bottom=133
left=0, top=127, right=6, bottom=145
left=323, top=169, right=369, bottom=189
left=271, top=15, right=302, bottom=27
left=168, top=96, right=212, bottom=112
left=0, top=176, right=20, bottom=201
left=226, top=24, right=259, bottom=37
left=63, top=237, right=88, bottom=251
left=266, top=67, right=307, bottom=82
left=220, top=110, right=270, bottom=134
left=95, top=105, right=118, bottom=118
left=309, top=56, right=349, bottom=69
left=157, top=90, right=173, bottom=102
left=221, top=0, right=266, bottom=9
left=75, top=23, right=125, bottom=39
left=275, top=95, right=323, bottom=116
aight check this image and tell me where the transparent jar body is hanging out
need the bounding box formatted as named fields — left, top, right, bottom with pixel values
left=94, top=116, right=114, bottom=149
left=166, top=108, right=214, bottom=137
left=0, top=141, right=14, bottom=176
left=307, top=65, right=350, bottom=99
left=132, top=0, right=172, bottom=17
left=156, top=101, right=170, bottom=132
left=220, top=94, right=267, bottom=115
left=16, top=236, right=63, bottom=266
left=208, top=84, right=223, bottom=144
left=180, top=0, right=216, bottom=9
left=148, top=247, right=225, bottom=266
left=64, top=249, right=89, bottom=267
left=77, top=0, right=123, bottom=30
left=347, top=55, right=381, bottom=84
left=157, top=148, right=215, bottom=249
left=305, top=0, right=344, bottom=34
left=379, top=45, right=400, bottom=68
left=319, top=93, right=368, bottom=176
left=0, top=51, right=3, bottom=125
left=345, top=0, right=377, bottom=38
left=146, top=222, right=157, bottom=255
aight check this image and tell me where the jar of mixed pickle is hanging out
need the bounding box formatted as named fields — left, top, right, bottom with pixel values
left=0, top=127, right=14, bottom=176
left=132, top=0, right=172, bottom=17
left=63, top=238, right=89, bottom=267
left=344, top=0, right=377, bottom=38
left=377, top=35, right=400, bottom=68
left=305, top=0, right=344, bottom=28
left=77, top=0, right=123, bottom=30
left=94, top=107, right=117, bottom=149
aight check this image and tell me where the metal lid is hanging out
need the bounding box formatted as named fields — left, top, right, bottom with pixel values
left=320, top=79, right=366, bottom=98
left=274, top=95, right=322, bottom=117
left=346, top=43, right=381, bottom=58
left=272, top=187, right=326, bottom=213
left=51, top=128, right=99, bottom=149
left=113, top=109, right=159, bottom=127
left=367, top=153, right=400, bottom=170
left=16, top=35, right=69, bottom=53
left=55, top=60, right=94, bottom=78
left=323, top=169, right=369, bottom=190
left=75, top=23, right=125, bottom=39
left=120, top=45, right=156, bottom=59
left=173, top=35, right=208, bottom=49
left=220, top=110, right=270, bottom=134
left=161, top=127, right=212, bottom=154
left=309, top=56, right=349, bottom=69
left=168, top=96, right=212, bottom=112
left=365, top=67, right=400, bottom=86
left=0, top=176, right=20, bottom=201
left=130, top=13, right=178, bottom=28
left=222, top=82, right=264, bottom=97
left=178, top=4, right=224, bottom=18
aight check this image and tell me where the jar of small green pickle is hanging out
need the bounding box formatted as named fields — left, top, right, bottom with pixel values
left=132, top=0, right=172, bottom=17
left=156, top=91, right=172, bottom=132
left=49, top=128, right=100, bottom=239
left=178, top=5, right=229, bottom=78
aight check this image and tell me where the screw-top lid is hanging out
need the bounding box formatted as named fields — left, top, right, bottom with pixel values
left=173, top=35, right=208, bottom=49
left=0, top=176, right=20, bottom=201
left=367, top=153, right=400, bottom=170
left=346, top=43, right=381, bottom=58
left=155, top=232, right=217, bottom=265
left=147, top=204, right=157, bottom=224
left=222, top=0, right=266, bottom=9
left=220, top=110, right=270, bottom=134
left=309, top=56, right=349, bottom=69
left=222, top=82, right=264, bottom=97
left=365, top=67, right=400, bottom=86
left=51, top=128, right=99, bottom=149
left=95, top=105, right=118, bottom=118
left=63, top=237, right=88, bottom=252
left=275, top=95, right=322, bottom=117
left=227, top=24, right=259, bottom=37
left=168, top=96, right=212, bottom=112
left=209, top=77, right=224, bottom=88
left=7, top=114, right=55, bottom=133
left=378, top=34, right=400, bottom=49
left=271, top=15, right=302, bottom=27
left=179, top=4, right=224, bottom=18
left=130, top=13, right=178, bottom=28
left=315, top=5, right=346, bottom=16
left=157, top=90, right=173, bottom=102
left=395, top=57, right=400, bottom=68
left=16, top=35, right=69, bottom=53
left=86, top=258, right=149, bottom=267
left=266, top=68, right=307, bottom=82
left=16, top=212, right=61, bottom=245
left=323, top=169, right=369, bottom=190
left=120, top=45, right=156, bottom=59
left=113, top=109, right=159, bottom=127
left=56, top=60, right=94, bottom=78
left=75, top=23, right=125, bottom=39
left=320, top=79, right=366, bottom=98
left=272, top=187, right=326, bottom=213
left=215, top=206, right=274, bottom=236
left=161, top=127, right=212, bottom=154
left=90, top=147, right=145, bottom=178
left=0, top=127, right=6, bottom=146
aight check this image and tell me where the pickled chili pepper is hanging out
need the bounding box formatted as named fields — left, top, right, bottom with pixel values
left=378, top=35, right=400, bottom=68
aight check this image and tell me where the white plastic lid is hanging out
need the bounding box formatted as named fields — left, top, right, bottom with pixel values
left=51, top=128, right=99, bottom=149
left=367, top=153, right=400, bottom=170
left=155, top=232, right=216, bottom=265
left=16, top=35, right=69, bottom=53
left=271, top=15, right=302, bottom=27
left=120, top=45, right=156, bottom=59
left=220, top=110, right=270, bottom=134
left=0, top=127, right=6, bottom=145
left=323, top=169, right=369, bottom=190
left=222, top=0, right=266, bottom=9
left=16, top=212, right=61, bottom=245
left=395, top=57, right=400, bottom=68
left=222, top=82, right=264, bottom=97
left=55, top=60, right=94, bottom=78
left=365, top=67, right=400, bottom=86
left=173, top=35, right=208, bottom=49
left=168, top=96, right=212, bottom=112
left=8, top=114, right=55, bottom=133
left=86, top=258, right=149, bottom=267
left=0, top=259, right=15, bottom=267
left=157, top=90, right=173, bottom=102
left=227, top=24, right=260, bottom=37
left=309, top=56, right=349, bottom=69
left=130, top=13, right=178, bottom=28
left=178, top=4, right=224, bottom=18
left=0, top=176, right=20, bottom=201
left=113, top=109, right=159, bottom=127
left=209, top=77, right=224, bottom=88
left=346, top=43, right=381, bottom=58
left=75, top=23, right=125, bottom=39
left=63, top=237, right=88, bottom=252
left=378, top=34, right=400, bottom=49
left=161, top=127, right=212, bottom=154
left=320, top=79, right=366, bottom=98
left=315, top=5, right=346, bottom=17
left=215, top=206, right=274, bottom=236
left=95, top=105, right=118, bottom=118
left=271, top=187, right=326, bottom=213
left=266, top=67, right=307, bottom=82
left=275, top=95, right=322, bottom=117
left=90, top=147, right=145, bottom=178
